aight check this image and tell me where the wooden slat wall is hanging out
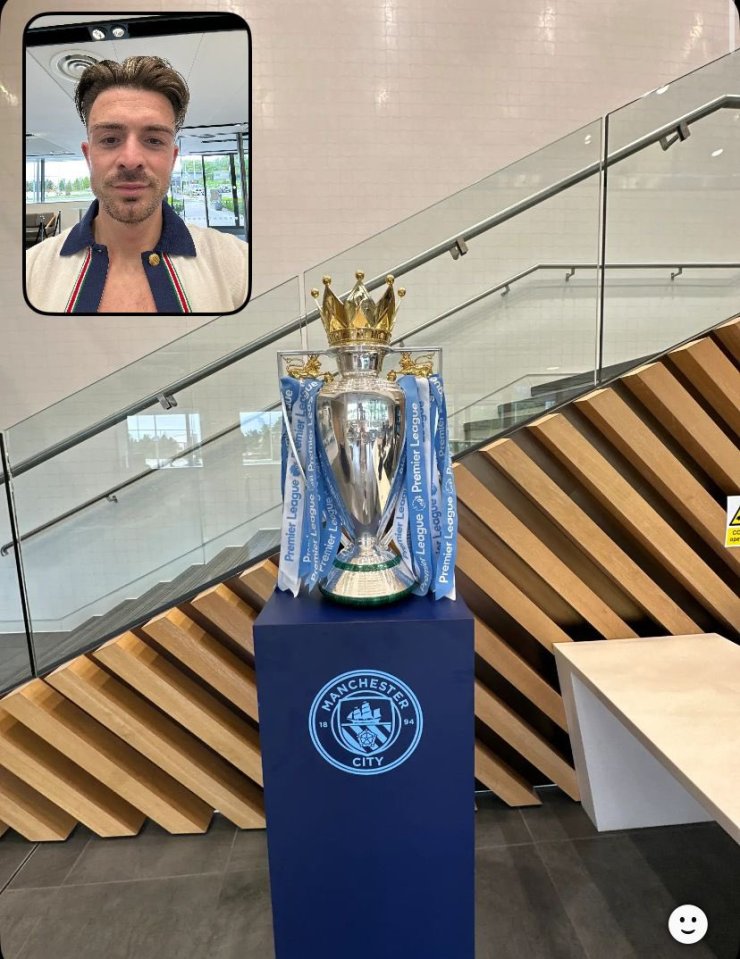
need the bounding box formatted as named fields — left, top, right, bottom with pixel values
left=0, top=321, right=738, bottom=839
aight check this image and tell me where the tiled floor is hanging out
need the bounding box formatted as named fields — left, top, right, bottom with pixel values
left=0, top=788, right=738, bottom=958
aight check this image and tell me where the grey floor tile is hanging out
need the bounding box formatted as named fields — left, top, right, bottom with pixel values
left=537, top=831, right=727, bottom=959
left=226, top=827, right=268, bottom=876
left=627, top=823, right=740, bottom=959
left=0, top=888, right=43, bottom=957
left=9, top=827, right=91, bottom=891
left=475, top=792, right=532, bottom=849
left=206, top=869, right=275, bottom=959
left=14, top=874, right=222, bottom=959
left=0, top=833, right=34, bottom=891
left=519, top=786, right=599, bottom=843
left=64, top=815, right=236, bottom=886
left=476, top=844, right=589, bottom=959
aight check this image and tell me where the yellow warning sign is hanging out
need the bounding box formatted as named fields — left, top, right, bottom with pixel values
left=726, top=496, right=740, bottom=548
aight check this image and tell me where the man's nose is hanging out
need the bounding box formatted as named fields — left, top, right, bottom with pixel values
left=116, top=134, right=145, bottom=168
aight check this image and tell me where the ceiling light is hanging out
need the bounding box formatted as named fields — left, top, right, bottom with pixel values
left=90, top=27, right=107, bottom=40
left=584, top=134, right=592, bottom=145
left=111, top=24, right=128, bottom=39
left=711, top=148, right=724, bottom=157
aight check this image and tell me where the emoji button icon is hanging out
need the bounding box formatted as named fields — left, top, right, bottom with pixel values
left=668, top=905, right=708, bottom=944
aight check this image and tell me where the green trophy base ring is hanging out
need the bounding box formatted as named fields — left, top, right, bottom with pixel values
left=319, top=547, right=416, bottom=606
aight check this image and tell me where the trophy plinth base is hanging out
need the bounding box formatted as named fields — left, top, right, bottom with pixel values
left=319, top=545, right=415, bottom=606
left=254, top=590, right=475, bottom=959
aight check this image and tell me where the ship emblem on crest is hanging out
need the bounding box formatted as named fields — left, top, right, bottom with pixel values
left=309, top=669, right=423, bottom=776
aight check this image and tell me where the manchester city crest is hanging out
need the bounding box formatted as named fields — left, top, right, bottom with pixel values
left=308, top=669, right=423, bottom=775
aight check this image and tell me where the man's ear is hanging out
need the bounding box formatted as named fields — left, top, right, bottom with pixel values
left=81, top=141, right=91, bottom=168
left=172, top=143, right=179, bottom=167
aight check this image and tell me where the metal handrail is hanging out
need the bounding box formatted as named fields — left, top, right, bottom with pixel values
left=3, top=258, right=739, bottom=556
left=5, top=93, right=740, bottom=482
left=393, top=261, right=740, bottom=343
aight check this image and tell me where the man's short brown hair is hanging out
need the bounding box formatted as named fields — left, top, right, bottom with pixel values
left=75, top=55, right=190, bottom=132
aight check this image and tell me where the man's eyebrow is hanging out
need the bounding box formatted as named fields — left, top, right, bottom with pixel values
left=90, top=122, right=175, bottom=135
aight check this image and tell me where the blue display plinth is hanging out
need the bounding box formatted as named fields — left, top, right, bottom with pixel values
left=254, top=589, right=475, bottom=959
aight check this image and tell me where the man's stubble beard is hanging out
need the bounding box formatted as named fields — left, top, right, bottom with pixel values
left=96, top=173, right=169, bottom=225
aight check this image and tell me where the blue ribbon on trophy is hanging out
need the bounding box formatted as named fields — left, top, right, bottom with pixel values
left=276, top=271, right=457, bottom=605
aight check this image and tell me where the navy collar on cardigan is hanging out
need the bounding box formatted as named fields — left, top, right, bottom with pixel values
left=60, top=199, right=196, bottom=257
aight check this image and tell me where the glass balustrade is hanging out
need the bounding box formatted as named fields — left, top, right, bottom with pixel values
left=303, top=119, right=604, bottom=353
left=6, top=277, right=303, bottom=470
left=601, top=54, right=740, bottom=369
left=403, top=263, right=733, bottom=459
left=4, top=324, right=301, bottom=674
left=3, top=47, right=740, bottom=683
left=606, top=49, right=740, bottom=156
left=0, top=435, right=33, bottom=694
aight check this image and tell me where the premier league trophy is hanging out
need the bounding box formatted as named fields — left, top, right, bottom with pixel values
left=277, top=271, right=457, bottom=605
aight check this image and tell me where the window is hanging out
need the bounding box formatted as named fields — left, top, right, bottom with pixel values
left=26, top=160, right=42, bottom=202
left=40, top=159, right=94, bottom=204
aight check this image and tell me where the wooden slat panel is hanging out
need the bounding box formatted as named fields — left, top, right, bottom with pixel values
left=231, top=559, right=278, bottom=607
left=141, top=609, right=258, bottom=721
left=529, top=414, right=740, bottom=629
left=456, top=466, right=635, bottom=639
left=0, top=706, right=144, bottom=837
left=93, top=633, right=263, bottom=785
left=2, top=680, right=212, bottom=835
left=0, top=766, right=75, bottom=841
left=669, top=337, right=740, bottom=436
left=189, top=583, right=257, bottom=657
left=713, top=316, right=740, bottom=360
left=483, top=437, right=702, bottom=633
left=622, top=362, right=740, bottom=492
left=474, top=741, right=541, bottom=807
left=457, top=538, right=573, bottom=652
left=48, top=657, right=264, bottom=829
left=577, top=389, right=740, bottom=577
left=474, top=680, right=579, bottom=800
left=474, top=618, right=567, bottom=730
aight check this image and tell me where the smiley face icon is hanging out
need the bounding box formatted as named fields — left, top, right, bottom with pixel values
left=668, top=905, right=708, bottom=944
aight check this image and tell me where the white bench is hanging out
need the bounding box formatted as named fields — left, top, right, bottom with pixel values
left=554, top=634, right=740, bottom=844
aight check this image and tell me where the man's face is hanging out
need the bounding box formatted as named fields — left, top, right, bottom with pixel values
left=81, top=86, right=179, bottom=225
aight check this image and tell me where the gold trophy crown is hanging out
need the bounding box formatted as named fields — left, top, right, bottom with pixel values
left=311, top=270, right=405, bottom=347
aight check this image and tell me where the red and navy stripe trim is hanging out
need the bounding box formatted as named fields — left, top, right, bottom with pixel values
left=65, top=247, right=92, bottom=313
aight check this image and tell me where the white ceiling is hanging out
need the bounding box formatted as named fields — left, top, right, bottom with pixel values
left=25, top=21, right=249, bottom=159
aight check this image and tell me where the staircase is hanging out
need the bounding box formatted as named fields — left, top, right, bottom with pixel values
left=2, top=49, right=740, bottom=839
left=0, top=318, right=737, bottom=839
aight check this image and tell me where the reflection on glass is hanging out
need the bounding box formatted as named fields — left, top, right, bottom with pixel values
left=126, top=412, right=203, bottom=469
left=240, top=410, right=281, bottom=464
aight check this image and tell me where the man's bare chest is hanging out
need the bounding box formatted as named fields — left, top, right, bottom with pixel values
left=98, top=261, right=156, bottom=313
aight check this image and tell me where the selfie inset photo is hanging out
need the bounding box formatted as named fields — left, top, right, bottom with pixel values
left=24, top=13, right=250, bottom=315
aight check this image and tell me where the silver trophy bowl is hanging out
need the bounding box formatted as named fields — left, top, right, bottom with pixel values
left=317, top=344, right=415, bottom=605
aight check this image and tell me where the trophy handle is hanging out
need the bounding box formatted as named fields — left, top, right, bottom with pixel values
left=385, top=350, right=438, bottom=381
